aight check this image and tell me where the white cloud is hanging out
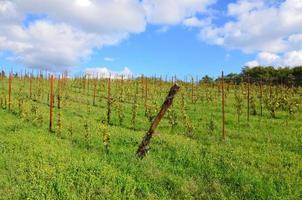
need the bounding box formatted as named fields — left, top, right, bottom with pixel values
left=245, top=60, right=259, bottom=67
left=85, top=67, right=133, bottom=79
left=143, top=0, right=216, bottom=25
left=257, top=52, right=281, bottom=66
left=0, top=0, right=146, bottom=71
left=227, top=0, right=265, bottom=16
left=183, top=17, right=211, bottom=28
left=246, top=51, right=302, bottom=67
left=282, top=51, right=302, bottom=67
left=199, top=0, right=302, bottom=67
left=200, top=0, right=302, bottom=53
left=0, top=20, right=122, bottom=71
left=75, top=0, right=92, bottom=7
left=15, top=0, right=146, bottom=34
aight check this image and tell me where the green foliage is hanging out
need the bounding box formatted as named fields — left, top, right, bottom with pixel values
left=234, top=87, right=244, bottom=123
left=131, top=81, right=139, bottom=130
left=264, top=90, right=280, bottom=118
left=249, top=95, right=257, bottom=115
left=207, top=113, right=215, bottom=135
left=145, top=99, right=159, bottom=123
left=180, top=91, right=195, bottom=138
left=167, top=106, right=178, bottom=132
left=100, top=120, right=110, bottom=154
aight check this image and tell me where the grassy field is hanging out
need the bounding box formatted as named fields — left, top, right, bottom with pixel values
left=0, top=76, right=302, bottom=199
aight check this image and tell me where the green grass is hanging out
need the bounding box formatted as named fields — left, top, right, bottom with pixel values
left=0, top=78, right=302, bottom=199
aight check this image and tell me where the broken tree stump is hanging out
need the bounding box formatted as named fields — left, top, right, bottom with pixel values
left=136, top=84, right=180, bottom=159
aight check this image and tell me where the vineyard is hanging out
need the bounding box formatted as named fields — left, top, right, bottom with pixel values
left=0, top=71, right=302, bottom=199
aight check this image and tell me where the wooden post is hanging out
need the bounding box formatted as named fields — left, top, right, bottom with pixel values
left=107, top=76, right=111, bottom=124
left=217, top=78, right=221, bottom=97
left=87, top=75, right=90, bottom=95
left=121, top=75, right=124, bottom=97
left=136, top=84, right=180, bottom=159
left=93, top=78, right=96, bottom=106
left=269, top=77, right=272, bottom=99
left=191, top=76, right=194, bottom=103
left=0, top=69, right=3, bottom=81
left=144, top=77, right=148, bottom=112
left=57, top=75, right=61, bottom=109
left=83, top=76, right=86, bottom=92
left=49, top=75, right=54, bottom=132
left=29, top=73, right=32, bottom=98
left=221, top=71, right=226, bottom=140
left=141, top=75, right=144, bottom=99
left=247, top=75, right=250, bottom=122
left=260, top=78, right=263, bottom=117
left=8, top=73, right=12, bottom=111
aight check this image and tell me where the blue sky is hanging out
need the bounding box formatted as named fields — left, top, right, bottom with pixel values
left=80, top=25, right=254, bottom=78
left=0, top=0, right=301, bottom=78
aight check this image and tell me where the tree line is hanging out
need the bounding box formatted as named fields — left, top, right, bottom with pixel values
left=201, top=66, right=302, bottom=86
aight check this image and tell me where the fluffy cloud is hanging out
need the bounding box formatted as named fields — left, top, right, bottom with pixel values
left=0, top=0, right=146, bottom=71
left=183, top=17, right=211, bottom=28
left=246, top=51, right=302, bottom=67
left=227, top=0, right=265, bottom=16
left=14, top=0, right=146, bottom=34
left=85, top=67, right=133, bottom=79
left=0, top=21, right=109, bottom=71
left=203, top=0, right=302, bottom=53
left=143, top=0, right=216, bottom=25
left=198, top=0, right=302, bottom=67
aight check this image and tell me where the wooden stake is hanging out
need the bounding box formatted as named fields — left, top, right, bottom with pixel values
left=57, top=75, right=61, bottom=109
left=107, top=77, right=111, bottom=124
left=29, top=73, right=32, bottom=98
left=93, top=78, right=97, bottom=106
left=136, top=84, right=180, bottom=159
left=260, top=78, right=263, bottom=117
left=144, top=77, right=148, bottom=112
left=49, top=75, right=54, bottom=132
left=141, top=75, right=144, bottom=99
left=247, top=75, right=250, bottom=122
left=191, top=76, right=194, bottom=103
left=8, top=73, right=12, bottom=111
left=121, top=75, right=124, bottom=97
left=221, top=71, right=226, bottom=140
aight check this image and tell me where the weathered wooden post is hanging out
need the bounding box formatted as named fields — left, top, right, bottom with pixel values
left=136, top=84, right=180, bottom=159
